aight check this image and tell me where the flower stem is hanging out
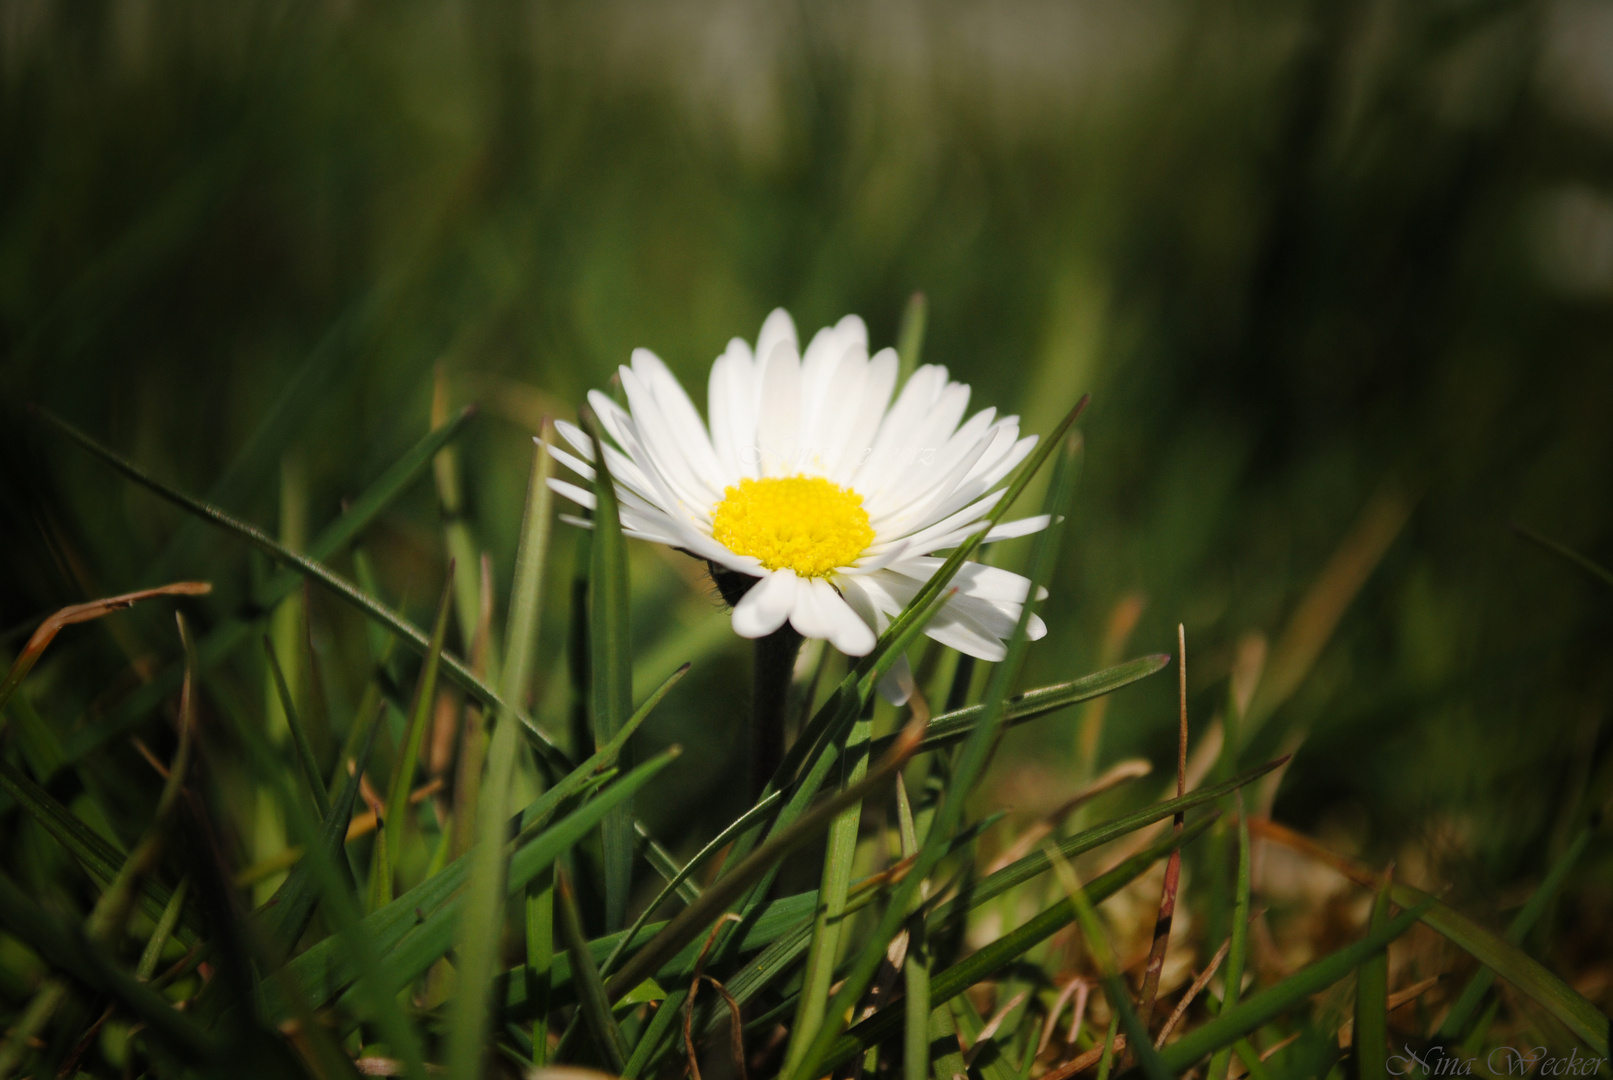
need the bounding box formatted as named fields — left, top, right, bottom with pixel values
left=752, top=624, right=802, bottom=799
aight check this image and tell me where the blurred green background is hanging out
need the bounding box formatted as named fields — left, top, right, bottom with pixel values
left=2, top=0, right=1610, bottom=968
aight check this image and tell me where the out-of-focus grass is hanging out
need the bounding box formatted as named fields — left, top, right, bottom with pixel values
left=0, top=1, right=1610, bottom=1075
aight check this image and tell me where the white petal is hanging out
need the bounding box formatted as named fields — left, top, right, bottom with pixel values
left=982, top=515, right=1051, bottom=542
left=543, top=440, right=595, bottom=481
left=709, top=341, right=756, bottom=481
left=877, top=656, right=914, bottom=705
left=547, top=477, right=597, bottom=510
left=790, top=578, right=876, bottom=655
left=619, top=367, right=721, bottom=506
left=632, top=348, right=727, bottom=490
left=854, top=365, right=949, bottom=491
left=755, top=339, right=802, bottom=476
left=755, top=308, right=798, bottom=366
left=835, top=314, right=868, bottom=351
left=553, top=419, right=596, bottom=460
left=731, top=568, right=797, bottom=638
left=828, top=347, right=898, bottom=485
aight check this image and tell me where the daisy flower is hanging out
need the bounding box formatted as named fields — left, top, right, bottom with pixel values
left=546, top=308, right=1051, bottom=700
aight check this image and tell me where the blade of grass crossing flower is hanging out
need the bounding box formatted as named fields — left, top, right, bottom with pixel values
left=783, top=705, right=875, bottom=1076
left=262, top=635, right=331, bottom=820
left=1209, top=799, right=1252, bottom=1080
left=1355, top=871, right=1393, bottom=1080
left=869, top=655, right=1170, bottom=759
left=384, top=569, right=454, bottom=872
left=791, top=431, right=1080, bottom=1080
left=584, top=408, right=635, bottom=932
left=1437, top=818, right=1595, bottom=1040
left=39, top=407, right=574, bottom=776
left=1152, top=897, right=1438, bottom=1073
left=558, top=864, right=631, bottom=1072
left=814, top=814, right=1215, bottom=1074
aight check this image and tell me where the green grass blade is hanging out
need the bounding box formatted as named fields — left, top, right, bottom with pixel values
left=601, top=786, right=779, bottom=978
left=278, top=667, right=678, bottom=1012
left=0, top=869, right=218, bottom=1063
left=351, top=747, right=682, bottom=1017
left=136, top=876, right=189, bottom=981
left=934, top=758, right=1284, bottom=926
left=1355, top=872, right=1392, bottom=1080
left=869, top=655, right=1171, bottom=759
left=1262, top=823, right=1610, bottom=1056
left=384, top=570, right=455, bottom=868
left=559, top=865, right=631, bottom=1072
left=0, top=757, right=199, bottom=944
left=815, top=813, right=1215, bottom=1074
left=792, top=431, right=1081, bottom=1080
left=41, top=407, right=573, bottom=775
left=906, top=927, right=933, bottom=1080
left=261, top=705, right=378, bottom=952
left=584, top=408, right=635, bottom=932
left=785, top=707, right=874, bottom=1075
left=1154, top=897, right=1438, bottom=1072
left=1209, top=801, right=1252, bottom=1080
left=603, top=720, right=926, bottom=1002
left=1437, top=818, right=1596, bottom=1040
left=263, top=634, right=331, bottom=819
left=526, top=873, right=555, bottom=1067
left=502, top=436, right=555, bottom=725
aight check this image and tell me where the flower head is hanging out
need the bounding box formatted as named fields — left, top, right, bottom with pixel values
left=547, top=309, right=1050, bottom=700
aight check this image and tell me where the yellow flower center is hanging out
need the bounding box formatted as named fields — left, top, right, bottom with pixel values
left=711, top=476, right=875, bottom=578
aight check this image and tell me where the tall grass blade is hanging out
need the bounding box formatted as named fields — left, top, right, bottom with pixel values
left=559, top=865, right=631, bottom=1072
left=1355, top=870, right=1393, bottom=1080
left=791, top=430, right=1081, bottom=1080
left=263, top=634, right=332, bottom=819
left=384, top=570, right=455, bottom=869
left=1208, top=798, right=1251, bottom=1080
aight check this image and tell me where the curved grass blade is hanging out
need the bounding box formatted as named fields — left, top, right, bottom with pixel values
left=0, top=581, right=211, bottom=715
left=1151, top=897, right=1438, bottom=1073
left=1252, top=818, right=1610, bottom=1057
left=1437, top=818, right=1596, bottom=1040
left=55, top=408, right=473, bottom=763
left=584, top=408, right=634, bottom=933
left=869, top=655, right=1171, bottom=760
left=40, top=407, right=573, bottom=775
left=1513, top=523, right=1613, bottom=591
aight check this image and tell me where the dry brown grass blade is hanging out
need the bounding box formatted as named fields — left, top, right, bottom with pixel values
left=1136, top=625, right=1191, bottom=1035
left=1155, top=937, right=1230, bottom=1048
left=1045, top=1033, right=1128, bottom=1080
left=0, top=581, right=211, bottom=712
left=987, top=759, right=1153, bottom=875
left=684, top=914, right=747, bottom=1080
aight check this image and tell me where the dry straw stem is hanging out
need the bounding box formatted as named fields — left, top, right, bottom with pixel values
left=1136, top=624, right=1191, bottom=1035
left=0, top=581, right=211, bottom=713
